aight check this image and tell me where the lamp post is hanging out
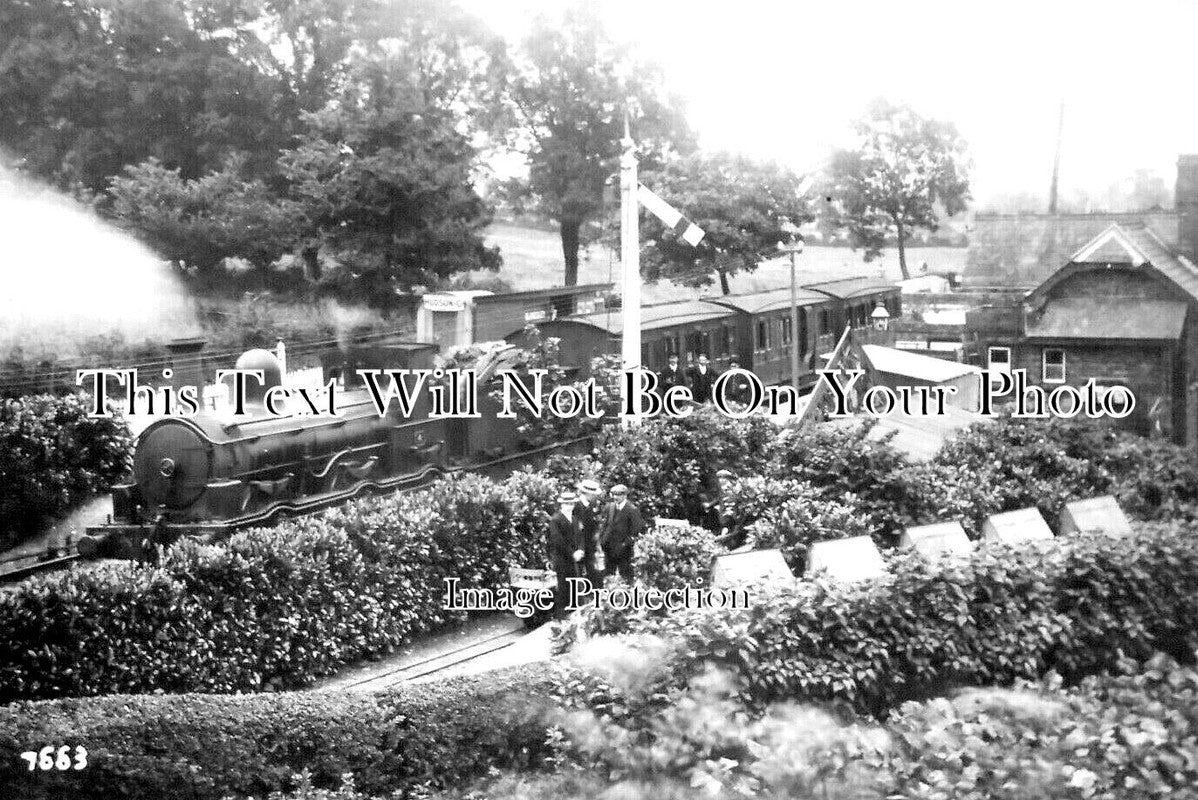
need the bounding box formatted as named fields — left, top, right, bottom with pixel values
left=777, top=226, right=805, bottom=391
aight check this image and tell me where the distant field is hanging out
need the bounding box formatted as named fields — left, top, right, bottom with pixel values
left=476, top=222, right=968, bottom=303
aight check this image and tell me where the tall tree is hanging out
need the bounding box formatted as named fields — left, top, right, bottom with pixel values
left=508, top=2, right=691, bottom=286
left=108, top=156, right=299, bottom=273
left=827, top=99, right=971, bottom=279
left=277, top=56, right=500, bottom=304
left=639, top=152, right=814, bottom=295
left=0, top=0, right=292, bottom=192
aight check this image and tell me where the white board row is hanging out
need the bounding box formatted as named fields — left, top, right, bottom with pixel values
left=711, top=496, right=1133, bottom=588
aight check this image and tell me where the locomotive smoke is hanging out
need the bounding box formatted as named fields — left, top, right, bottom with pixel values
left=0, top=166, right=200, bottom=357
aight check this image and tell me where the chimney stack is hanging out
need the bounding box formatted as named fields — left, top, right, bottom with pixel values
left=1176, top=155, right=1198, bottom=261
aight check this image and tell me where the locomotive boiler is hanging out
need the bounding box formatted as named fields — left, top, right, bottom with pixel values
left=80, top=348, right=448, bottom=559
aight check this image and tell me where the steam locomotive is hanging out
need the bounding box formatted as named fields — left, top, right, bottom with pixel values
left=79, top=345, right=528, bottom=560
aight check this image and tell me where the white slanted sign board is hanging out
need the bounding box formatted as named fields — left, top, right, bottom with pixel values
left=711, top=548, right=794, bottom=589
left=982, top=508, right=1054, bottom=545
left=900, top=521, right=974, bottom=559
left=1059, top=496, right=1133, bottom=538
left=804, top=536, right=887, bottom=583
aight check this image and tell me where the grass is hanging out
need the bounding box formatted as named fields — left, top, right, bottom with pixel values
left=476, top=222, right=968, bottom=303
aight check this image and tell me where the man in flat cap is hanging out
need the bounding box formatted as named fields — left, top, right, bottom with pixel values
left=547, top=491, right=585, bottom=616
left=576, top=478, right=605, bottom=587
left=599, top=484, right=644, bottom=582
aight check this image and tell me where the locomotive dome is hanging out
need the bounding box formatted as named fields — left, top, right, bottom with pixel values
left=235, top=348, right=283, bottom=405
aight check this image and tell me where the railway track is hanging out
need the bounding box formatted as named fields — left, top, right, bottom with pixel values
left=0, top=552, right=81, bottom=585
left=330, top=624, right=530, bottom=692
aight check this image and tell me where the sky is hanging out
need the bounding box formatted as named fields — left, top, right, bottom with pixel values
left=459, top=0, right=1198, bottom=208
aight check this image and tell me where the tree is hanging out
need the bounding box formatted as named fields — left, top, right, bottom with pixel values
left=827, top=99, right=971, bottom=279
left=0, top=0, right=292, bottom=192
left=107, top=156, right=299, bottom=273
left=277, top=56, right=500, bottom=305
left=508, top=2, right=692, bottom=286
left=638, top=152, right=814, bottom=295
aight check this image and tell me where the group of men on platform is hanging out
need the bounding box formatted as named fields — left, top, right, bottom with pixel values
left=546, top=479, right=645, bottom=615
left=658, top=352, right=753, bottom=405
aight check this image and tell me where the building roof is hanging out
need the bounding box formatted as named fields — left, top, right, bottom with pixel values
left=1024, top=297, right=1188, bottom=341
left=473, top=282, right=612, bottom=304
left=860, top=344, right=982, bottom=382
left=561, top=300, right=734, bottom=334
left=704, top=287, right=832, bottom=314
left=961, top=210, right=1181, bottom=289
left=804, top=277, right=900, bottom=299
left=825, top=405, right=988, bottom=462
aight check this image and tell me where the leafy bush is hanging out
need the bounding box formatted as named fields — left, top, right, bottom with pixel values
left=593, top=406, right=781, bottom=521
left=419, top=656, right=1198, bottom=800
left=560, top=524, right=1198, bottom=717
left=0, top=470, right=552, bottom=702
left=745, top=496, right=873, bottom=572
left=632, top=523, right=722, bottom=595
left=0, top=393, right=132, bottom=546
left=0, top=665, right=554, bottom=800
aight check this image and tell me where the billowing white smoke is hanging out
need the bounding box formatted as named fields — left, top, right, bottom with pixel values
left=0, top=167, right=200, bottom=358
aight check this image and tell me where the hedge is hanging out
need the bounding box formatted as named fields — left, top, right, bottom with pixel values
left=0, top=469, right=560, bottom=702
left=0, top=393, right=132, bottom=547
left=432, top=656, right=1198, bottom=800
left=0, top=664, right=554, bottom=800
left=564, top=523, right=1198, bottom=716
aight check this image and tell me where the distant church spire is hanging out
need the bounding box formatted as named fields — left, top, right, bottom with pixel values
left=1048, top=99, right=1065, bottom=214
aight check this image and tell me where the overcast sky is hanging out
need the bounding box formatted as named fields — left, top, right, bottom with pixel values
left=461, top=0, right=1198, bottom=208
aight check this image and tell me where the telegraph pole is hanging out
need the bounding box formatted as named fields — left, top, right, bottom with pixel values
left=778, top=224, right=804, bottom=392
left=619, top=112, right=641, bottom=425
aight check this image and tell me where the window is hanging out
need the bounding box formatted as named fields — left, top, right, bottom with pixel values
left=780, top=316, right=793, bottom=346
left=819, top=309, right=831, bottom=335
left=641, top=343, right=651, bottom=369
left=988, top=346, right=1011, bottom=387
left=988, top=346, right=1011, bottom=372
left=1043, top=348, right=1066, bottom=383
left=799, top=310, right=808, bottom=356
left=756, top=320, right=769, bottom=351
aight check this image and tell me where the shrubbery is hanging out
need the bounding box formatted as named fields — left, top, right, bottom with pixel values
left=0, top=470, right=563, bottom=702
left=632, top=522, right=722, bottom=595
left=592, top=406, right=780, bottom=521
left=0, top=393, right=132, bottom=546
left=562, top=524, right=1198, bottom=716
left=0, top=665, right=554, bottom=800
left=454, top=655, right=1198, bottom=800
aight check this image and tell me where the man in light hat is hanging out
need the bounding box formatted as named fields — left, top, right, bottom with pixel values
left=599, top=483, right=644, bottom=582
left=548, top=491, right=585, bottom=616
left=576, top=478, right=605, bottom=587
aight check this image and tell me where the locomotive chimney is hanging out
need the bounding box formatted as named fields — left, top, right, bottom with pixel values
left=165, top=337, right=206, bottom=392
left=1176, top=155, right=1198, bottom=262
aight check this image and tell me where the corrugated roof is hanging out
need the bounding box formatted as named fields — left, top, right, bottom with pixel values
left=804, top=277, right=900, bottom=299
left=704, top=287, right=832, bottom=314
left=861, top=345, right=981, bottom=382
left=563, top=300, right=735, bottom=334
left=1025, top=297, right=1188, bottom=340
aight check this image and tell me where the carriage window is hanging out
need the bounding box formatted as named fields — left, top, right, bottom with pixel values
left=780, top=316, right=792, bottom=346
left=756, top=320, right=769, bottom=350
left=719, top=324, right=733, bottom=357
left=820, top=309, right=831, bottom=335
left=799, top=310, right=808, bottom=355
